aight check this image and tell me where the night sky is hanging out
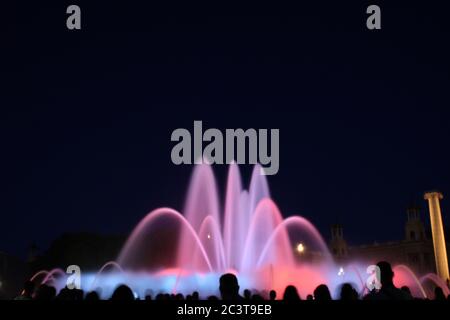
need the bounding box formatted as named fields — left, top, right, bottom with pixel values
left=2, top=1, right=450, bottom=258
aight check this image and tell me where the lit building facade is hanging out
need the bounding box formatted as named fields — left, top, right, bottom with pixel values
left=330, top=205, right=450, bottom=280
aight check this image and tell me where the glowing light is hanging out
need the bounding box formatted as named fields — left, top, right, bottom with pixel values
left=296, top=243, right=305, bottom=253
left=338, top=267, right=345, bottom=276
left=207, top=234, right=211, bottom=240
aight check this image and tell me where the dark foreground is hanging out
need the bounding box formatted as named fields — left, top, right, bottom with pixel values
left=1, top=300, right=449, bottom=320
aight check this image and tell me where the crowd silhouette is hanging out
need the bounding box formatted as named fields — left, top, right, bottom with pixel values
left=13, top=261, right=450, bottom=302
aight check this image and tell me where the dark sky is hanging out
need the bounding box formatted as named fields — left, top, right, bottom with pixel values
left=2, top=1, right=450, bottom=258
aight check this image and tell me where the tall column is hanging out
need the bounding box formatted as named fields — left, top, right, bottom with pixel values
left=424, top=191, right=449, bottom=281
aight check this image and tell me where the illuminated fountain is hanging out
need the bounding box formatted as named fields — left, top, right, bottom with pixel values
left=30, top=164, right=449, bottom=299
left=111, top=163, right=335, bottom=298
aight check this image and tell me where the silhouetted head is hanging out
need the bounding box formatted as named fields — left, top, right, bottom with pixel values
left=56, top=287, right=72, bottom=300
left=144, top=289, right=153, bottom=300
left=306, top=294, right=313, bottom=300
left=340, top=283, right=358, bottom=301
left=269, top=290, right=276, bottom=300
left=400, top=286, right=411, bottom=296
left=192, top=291, right=199, bottom=300
left=243, top=289, right=251, bottom=300
left=314, top=284, right=332, bottom=301
left=219, top=273, right=241, bottom=300
left=175, top=293, right=184, bottom=300
left=34, top=284, right=56, bottom=300
left=377, top=261, right=394, bottom=287
left=57, top=287, right=83, bottom=301
left=85, top=291, right=100, bottom=301
left=111, top=284, right=134, bottom=301
left=252, top=294, right=263, bottom=300
left=283, top=285, right=301, bottom=301
left=434, top=287, right=446, bottom=301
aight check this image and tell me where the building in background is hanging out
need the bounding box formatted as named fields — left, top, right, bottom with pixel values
left=330, top=204, right=449, bottom=280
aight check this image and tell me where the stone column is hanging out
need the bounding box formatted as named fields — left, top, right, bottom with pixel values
left=424, top=191, right=449, bottom=281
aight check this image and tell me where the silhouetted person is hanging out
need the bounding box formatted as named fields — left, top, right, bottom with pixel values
left=400, top=286, right=411, bottom=297
left=313, top=284, right=332, bottom=301
left=219, top=273, right=243, bottom=300
left=15, top=281, right=35, bottom=300
left=340, top=283, right=358, bottom=301
left=364, top=261, right=411, bottom=300
left=74, top=288, right=84, bottom=300
left=85, top=291, right=100, bottom=301
left=175, top=293, right=184, bottom=300
left=56, top=287, right=73, bottom=300
left=269, top=290, right=276, bottom=301
left=34, top=284, right=56, bottom=301
left=192, top=291, right=199, bottom=300
left=144, top=289, right=153, bottom=301
left=244, top=289, right=251, bottom=300
left=306, top=294, right=313, bottom=301
left=283, top=285, right=301, bottom=301
left=207, top=295, right=219, bottom=301
left=434, top=287, right=446, bottom=301
left=111, top=284, right=134, bottom=301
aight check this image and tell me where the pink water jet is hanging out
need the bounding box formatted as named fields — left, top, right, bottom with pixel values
left=30, top=270, right=49, bottom=282
left=89, top=261, right=124, bottom=291
left=393, top=265, right=427, bottom=298
left=41, top=268, right=66, bottom=285
left=420, top=273, right=450, bottom=297
left=118, top=207, right=213, bottom=272
left=32, top=268, right=68, bottom=292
